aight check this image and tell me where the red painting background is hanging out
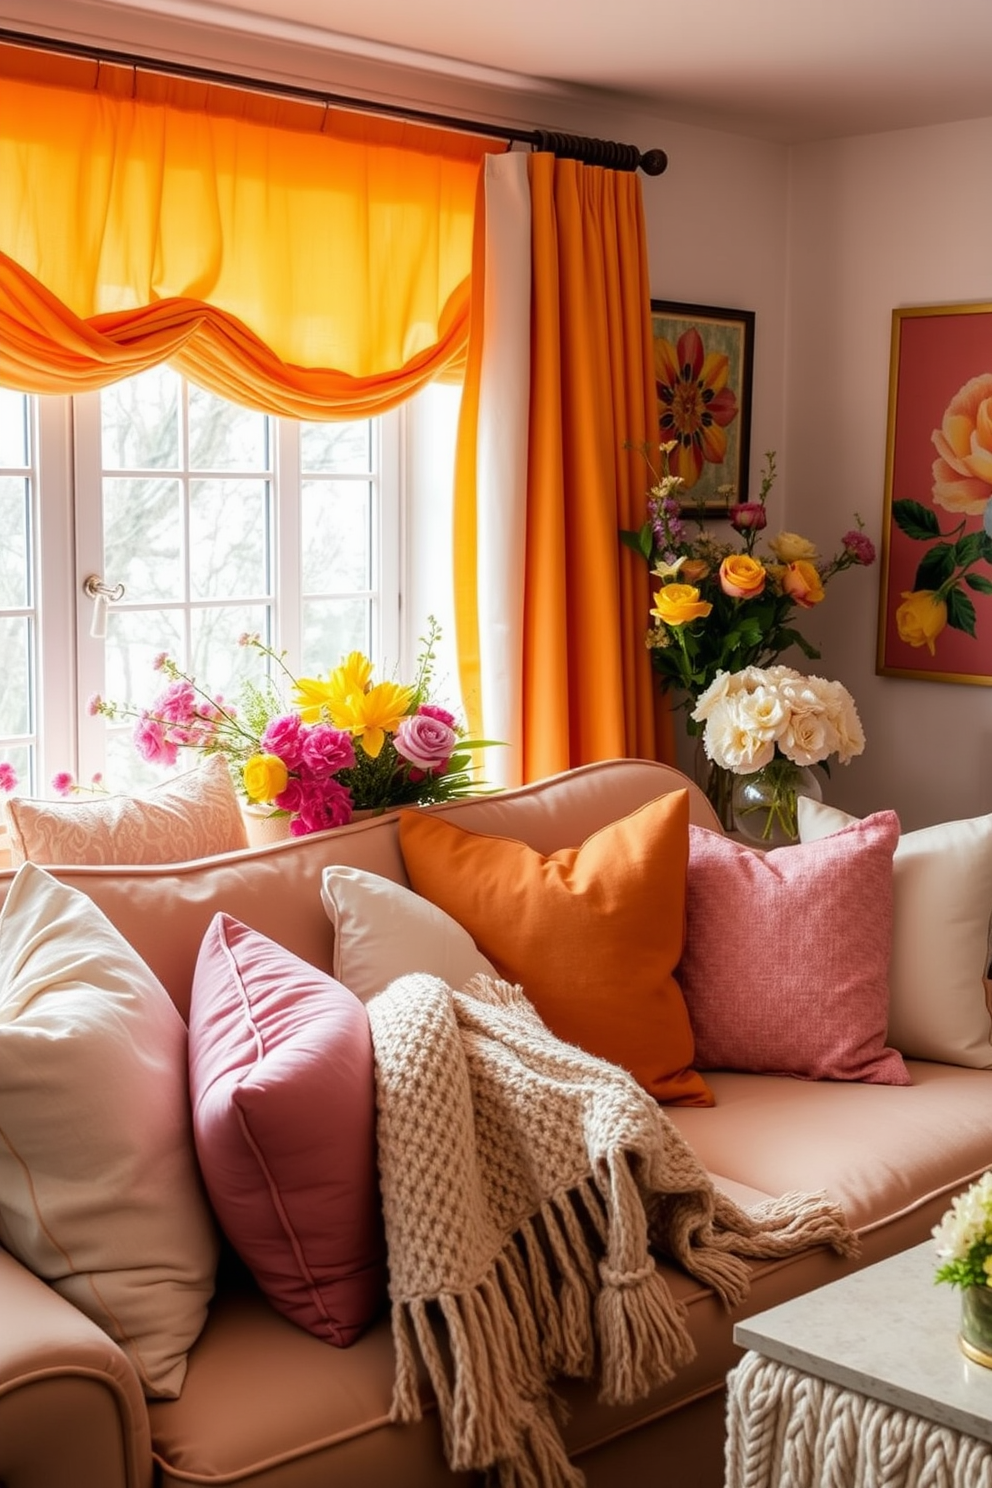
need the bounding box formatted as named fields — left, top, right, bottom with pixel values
left=880, top=307, right=992, bottom=682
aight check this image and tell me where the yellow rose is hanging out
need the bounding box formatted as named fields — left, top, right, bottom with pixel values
left=769, top=531, right=819, bottom=564
left=895, top=590, right=948, bottom=655
left=650, top=583, right=713, bottom=627
left=242, top=752, right=289, bottom=803
left=719, top=553, right=766, bottom=599
left=780, top=559, right=825, bottom=609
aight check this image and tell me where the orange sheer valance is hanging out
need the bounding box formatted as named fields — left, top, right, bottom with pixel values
left=0, top=45, right=502, bottom=412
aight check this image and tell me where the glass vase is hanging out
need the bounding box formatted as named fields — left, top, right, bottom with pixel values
left=960, top=1285, right=992, bottom=1368
left=731, top=756, right=823, bottom=847
left=692, top=741, right=737, bottom=833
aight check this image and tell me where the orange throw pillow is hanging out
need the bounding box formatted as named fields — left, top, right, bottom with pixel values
left=397, top=789, right=712, bottom=1106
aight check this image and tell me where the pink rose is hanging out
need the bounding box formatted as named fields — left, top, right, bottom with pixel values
left=300, top=722, right=355, bottom=777
left=261, top=713, right=306, bottom=769
left=728, top=502, right=767, bottom=533
left=394, top=714, right=456, bottom=773
left=0, top=761, right=18, bottom=792
left=133, top=715, right=179, bottom=767
left=51, top=771, right=75, bottom=797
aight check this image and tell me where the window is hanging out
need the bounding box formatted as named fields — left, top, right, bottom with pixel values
left=0, top=367, right=462, bottom=796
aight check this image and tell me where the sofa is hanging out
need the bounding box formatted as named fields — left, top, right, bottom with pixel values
left=1, top=756, right=991, bottom=1488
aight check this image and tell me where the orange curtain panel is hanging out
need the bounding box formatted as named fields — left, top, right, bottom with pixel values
left=455, top=152, right=672, bottom=782
left=0, top=45, right=499, bottom=414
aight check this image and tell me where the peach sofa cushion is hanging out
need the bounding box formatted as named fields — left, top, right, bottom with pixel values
left=397, top=789, right=713, bottom=1106
left=798, top=798, right=992, bottom=1067
left=5, top=753, right=248, bottom=865
left=0, top=863, right=218, bottom=1397
left=678, top=813, right=909, bottom=1084
left=188, top=914, right=388, bottom=1346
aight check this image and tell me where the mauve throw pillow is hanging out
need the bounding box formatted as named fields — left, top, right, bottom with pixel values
left=188, top=913, right=387, bottom=1345
left=678, top=812, right=910, bottom=1084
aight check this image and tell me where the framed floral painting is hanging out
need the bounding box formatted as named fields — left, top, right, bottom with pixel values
left=877, top=302, right=992, bottom=686
left=649, top=299, right=755, bottom=516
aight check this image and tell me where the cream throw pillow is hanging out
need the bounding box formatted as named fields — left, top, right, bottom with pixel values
left=798, top=798, right=992, bottom=1067
left=0, top=863, right=219, bottom=1396
left=320, top=865, right=496, bottom=1003
left=5, top=753, right=248, bottom=865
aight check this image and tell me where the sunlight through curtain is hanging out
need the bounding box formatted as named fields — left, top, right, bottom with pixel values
left=0, top=46, right=499, bottom=414
left=455, top=151, right=674, bottom=783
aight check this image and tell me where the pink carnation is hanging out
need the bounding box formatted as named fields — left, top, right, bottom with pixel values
left=51, top=771, right=75, bottom=797
left=300, top=723, right=355, bottom=777
left=0, top=761, right=18, bottom=793
left=842, top=529, right=877, bottom=566
left=133, top=714, right=179, bottom=767
left=394, top=713, right=456, bottom=773
left=153, top=680, right=198, bottom=726
left=418, top=702, right=457, bottom=730
left=262, top=713, right=306, bottom=769
left=288, top=778, right=354, bottom=836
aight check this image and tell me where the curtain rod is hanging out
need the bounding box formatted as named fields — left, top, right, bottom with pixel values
left=0, top=25, right=668, bottom=175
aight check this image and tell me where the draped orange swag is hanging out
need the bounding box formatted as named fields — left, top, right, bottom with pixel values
left=0, top=46, right=500, bottom=415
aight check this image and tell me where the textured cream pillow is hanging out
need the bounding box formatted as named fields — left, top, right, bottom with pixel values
left=320, top=865, right=496, bottom=1002
left=798, top=798, right=992, bottom=1067
left=0, top=863, right=219, bottom=1397
left=5, top=753, right=248, bottom=865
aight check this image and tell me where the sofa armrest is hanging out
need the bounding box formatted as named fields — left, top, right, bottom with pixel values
left=0, top=1246, right=153, bottom=1488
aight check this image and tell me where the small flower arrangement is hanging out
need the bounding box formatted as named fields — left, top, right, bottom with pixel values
left=691, top=665, right=866, bottom=776
left=933, top=1172, right=992, bottom=1291
left=621, top=445, right=876, bottom=729
left=84, top=618, right=495, bottom=836
left=691, top=665, right=865, bottom=842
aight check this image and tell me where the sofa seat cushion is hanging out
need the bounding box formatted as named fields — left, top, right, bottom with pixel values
left=667, top=1062, right=992, bottom=1234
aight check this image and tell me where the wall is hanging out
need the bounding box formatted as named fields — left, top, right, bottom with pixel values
left=786, top=118, right=992, bottom=828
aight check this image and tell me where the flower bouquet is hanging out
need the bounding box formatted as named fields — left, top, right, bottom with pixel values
left=933, top=1171, right=992, bottom=1367
left=89, top=619, right=496, bottom=836
left=691, top=665, right=865, bottom=844
left=622, top=445, right=875, bottom=712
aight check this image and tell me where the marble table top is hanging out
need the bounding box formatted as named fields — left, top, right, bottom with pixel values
left=733, top=1242, right=992, bottom=1444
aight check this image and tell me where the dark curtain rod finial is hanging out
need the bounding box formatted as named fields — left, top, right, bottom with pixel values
left=0, top=26, right=669, bottom=178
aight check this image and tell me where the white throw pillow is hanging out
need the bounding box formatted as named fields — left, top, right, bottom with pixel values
left=798, top=798, right=992, bottom=1067
left=320, top=865, right=495, bottom=1002
left=0, top=863, right=219, bottom=1396
left=5, top=753, right=248, bottom=865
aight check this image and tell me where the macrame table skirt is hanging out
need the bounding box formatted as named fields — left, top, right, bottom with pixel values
left=725, top=1351, right=992, bottom=1488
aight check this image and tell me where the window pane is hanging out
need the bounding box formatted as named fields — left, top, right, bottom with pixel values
left=300, top=420, right=371, bottom=474
left=101, top=365, right=180, bottom=470
left=302, top=597, right=370, bottom=671
left=0, top=388, right=28, bottom=467
left=0, top=741, right=32, bottom=791
left=103, top=609, right=184, bottom=709
left=0, top=614, right=31, bottom=735
left=302, top=480, right=371, bottom=592
left=190, top=480, right=269, bottom=599
left=0, top=477, right=29, bottom=608
left=189, top=384, right=269, bottom=470
left=103, top=478, right=183, bottom=603
left=190, top=605, right=270, bottom=701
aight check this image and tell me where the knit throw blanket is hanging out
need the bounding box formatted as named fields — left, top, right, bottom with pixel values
left=367, top=973, right=858, bottom=1488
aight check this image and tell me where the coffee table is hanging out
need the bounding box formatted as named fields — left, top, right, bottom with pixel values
left=726, top=1242, right=992, bottom=1487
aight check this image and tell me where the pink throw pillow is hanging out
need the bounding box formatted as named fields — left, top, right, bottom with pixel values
left=188, top=913, right=387, bottom=1345
left=678, top=812, right=910, bottom=1084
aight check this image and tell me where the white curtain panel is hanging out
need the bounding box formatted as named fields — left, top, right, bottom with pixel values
left=473, top=151, right=531, bottom=788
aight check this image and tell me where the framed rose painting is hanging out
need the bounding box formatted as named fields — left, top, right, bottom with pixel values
left=649, top=299, right=754, bottom=515
left=877, top=302, right=992, bottom=686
